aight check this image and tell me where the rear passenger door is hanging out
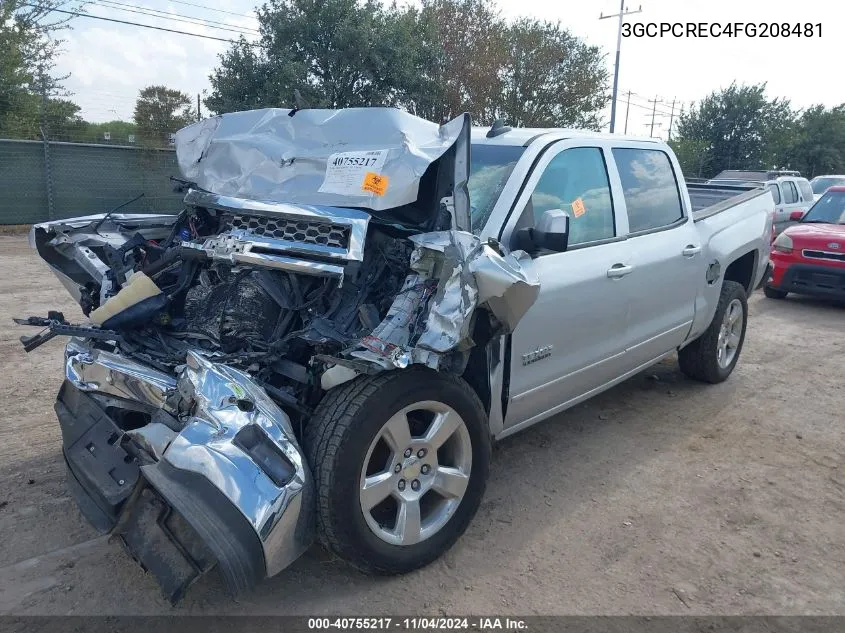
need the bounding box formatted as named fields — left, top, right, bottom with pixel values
left=610, top=145, right=700, bottom=368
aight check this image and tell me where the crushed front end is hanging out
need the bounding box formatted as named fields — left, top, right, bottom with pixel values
left=16, top=108, right=539, bottom=601
left=57, top=340, right=312, bottom=602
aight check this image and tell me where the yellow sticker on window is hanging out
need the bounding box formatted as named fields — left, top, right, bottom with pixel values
left=571, top=197, right=586, bottom=218
left=362, top=172, right=389, bottom=196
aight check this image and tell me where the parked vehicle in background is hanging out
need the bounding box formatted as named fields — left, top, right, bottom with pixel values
left=16, top=109, right=774, bottom=601
left=765, top=186, right=845, bottom=300
left=712, top=169, right=800, bottom=180
left=809, top=175, right=845, bottom=201
left=708, top=175, right=813, bottom=234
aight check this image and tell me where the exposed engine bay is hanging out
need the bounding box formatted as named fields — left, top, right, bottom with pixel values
left=16, top=107, right=539, bottom=602
left=27, top=190, right=536, bottom=418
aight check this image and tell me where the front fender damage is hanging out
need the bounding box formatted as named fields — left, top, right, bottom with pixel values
left=38, top=230, right=537, bottom=602
left=58, top=340, right=313, bottom=603
left=347, top=231, right=539, bottom=372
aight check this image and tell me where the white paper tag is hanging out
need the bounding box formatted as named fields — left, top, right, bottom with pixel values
left=318, top=150, right=388, bottom=196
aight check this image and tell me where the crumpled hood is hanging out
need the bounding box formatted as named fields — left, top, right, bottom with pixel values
left=175, top=108, right=472, bottom=230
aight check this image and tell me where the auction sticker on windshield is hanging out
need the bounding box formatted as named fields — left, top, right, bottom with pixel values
left=319, top=150, right=388, bottom=195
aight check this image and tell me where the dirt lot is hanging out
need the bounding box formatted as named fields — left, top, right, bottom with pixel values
left=0, top=233, right=843, bottom=615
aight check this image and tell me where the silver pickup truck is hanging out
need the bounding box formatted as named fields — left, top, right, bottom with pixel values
left=18, top=108, right=773, bottom=601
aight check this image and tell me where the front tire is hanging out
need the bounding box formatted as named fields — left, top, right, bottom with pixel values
left=679, top=280, right=748, bottom=384
left=303, top=367, right=491, bottom=574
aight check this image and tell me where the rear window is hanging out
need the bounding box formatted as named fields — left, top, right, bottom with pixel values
left=612, top=148, right=684, bottom=233
left=797, top=179, right=814, bottom=201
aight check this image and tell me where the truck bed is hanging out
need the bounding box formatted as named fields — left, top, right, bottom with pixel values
left=687, top=182, right=767, bottom=219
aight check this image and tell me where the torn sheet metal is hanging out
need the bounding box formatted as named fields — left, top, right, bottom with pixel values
left=469, top=246, right=540, bottom=331
left=349, top=230, right=539, bottom=371
left=175, top=108, right=469, bottom=219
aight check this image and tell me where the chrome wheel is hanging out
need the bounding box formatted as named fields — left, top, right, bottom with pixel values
left=717, top=298, right=744, bottom=369
left=359, top=401, right=472, bottom=546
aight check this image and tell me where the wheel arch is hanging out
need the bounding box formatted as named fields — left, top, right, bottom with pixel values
left=723, top=249, right=759, bottom=294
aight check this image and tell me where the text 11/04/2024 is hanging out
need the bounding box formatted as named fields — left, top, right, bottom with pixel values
left=307, top=618, right=528, bottom=631
left=623, top=22, right=822, bottom=38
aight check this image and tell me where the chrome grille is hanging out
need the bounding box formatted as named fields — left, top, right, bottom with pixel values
left=802, top=249, right=845, bottom=263
left=224, top=214, right=350, bottom=249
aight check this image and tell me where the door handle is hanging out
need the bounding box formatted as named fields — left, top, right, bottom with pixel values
left=682, top=245, right=702, bottom=257
left=607, top=264, right=634, bottom=279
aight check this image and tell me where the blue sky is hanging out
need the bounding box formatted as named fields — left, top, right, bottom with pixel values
left=52, top=0, right=843, bottom=138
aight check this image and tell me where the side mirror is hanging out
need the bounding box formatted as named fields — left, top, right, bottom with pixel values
left=789, top=210, right=806, bottom=221
left=514, top=209, right=570, bottom=254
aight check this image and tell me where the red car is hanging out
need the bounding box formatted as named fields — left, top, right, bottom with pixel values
left=765, top=185, right=845, bottom=300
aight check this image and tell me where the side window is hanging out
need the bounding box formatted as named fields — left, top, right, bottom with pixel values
left=529, top=147, right=615, bottom=247
left=612, top=148, right=684, bottom=233
left=782, top=180, right=798, bottom=204
left=766, top=183, right=782, bottom=205
left=797, top=178, right=814, bottom=201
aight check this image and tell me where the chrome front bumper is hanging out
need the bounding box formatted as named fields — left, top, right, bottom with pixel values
left=61, top=339, right=314, bottom=598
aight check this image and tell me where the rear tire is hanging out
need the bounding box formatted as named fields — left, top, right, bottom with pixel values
left=679, top=281, right=748, bottom=384
left=303, top=367, right=490, bottom=574
left=764, top=285, right=788, bottom=299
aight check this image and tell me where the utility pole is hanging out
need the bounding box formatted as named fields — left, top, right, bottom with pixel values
left=648, top=95, right=661, bottom=137
left=667, top=98, right=677, bottom=140
left=600, top=1, right=643, bottom=133
left=197, top=93, right=202, bottom=121
left=624, top=90, right=632, bottom=134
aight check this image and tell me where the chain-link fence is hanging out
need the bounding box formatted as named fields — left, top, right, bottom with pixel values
left=0, top=138, right=185, bottom=225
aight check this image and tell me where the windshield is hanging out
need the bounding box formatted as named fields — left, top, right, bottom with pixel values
left=803, top=190, right=845, bottom=224
left=810, top=177, right=845, bottom=194
left=469, top=144, right=525, bottom=232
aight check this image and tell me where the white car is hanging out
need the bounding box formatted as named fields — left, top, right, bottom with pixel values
left=709, top=175, right=813, bottom=233
left=809, top=175, right=845, bottom=201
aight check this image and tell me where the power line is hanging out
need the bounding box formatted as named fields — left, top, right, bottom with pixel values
left=163, top=0, right=258, bottom=20
left=23, top=5, right=259, bottom=45
left=616, top=90, right=675, bottom=117
left=84, top=0, right=261, bottom=36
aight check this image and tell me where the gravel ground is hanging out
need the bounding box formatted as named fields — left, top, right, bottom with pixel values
left=0, top=233, right=843, bottom=615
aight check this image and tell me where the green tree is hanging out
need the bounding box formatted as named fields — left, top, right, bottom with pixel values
left=206, top=0, right=422, bottom=114
left=205, top=0, right=609, bottom=129
left=79, top=120, right=139, bottom=144
left=0, top=0, right=81, bottom=139
left=669, top=137, right=711, bottom=178
left=495, top=18, right=608, bottom=129
left=674, top=83, right=794, bottom=178
left=412, top=0, right=507, bottom=124
left=786, top=104, right=845, bottom=178
left=133, top=85, right=196, bottom=147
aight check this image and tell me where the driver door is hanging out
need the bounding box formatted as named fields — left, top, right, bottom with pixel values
left=502, top=142, right=632, bottom=429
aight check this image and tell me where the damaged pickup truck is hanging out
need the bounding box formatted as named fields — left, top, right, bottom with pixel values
left=18, top=108, right=774, bottom=601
